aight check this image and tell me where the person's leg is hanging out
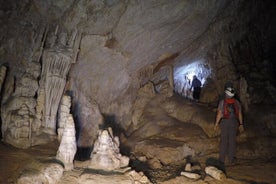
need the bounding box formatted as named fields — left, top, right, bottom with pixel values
left=197, top=87, right=201, bottom=100
left=193, top=87, right=200, bottom=100
left=219, top=121, right=228, bottom=163
left=192, top=90, right=197, bottom=99
left=228, top=121, right=239, bottom=163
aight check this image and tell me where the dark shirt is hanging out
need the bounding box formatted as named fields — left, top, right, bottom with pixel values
left=191, top=78, right=202, bottom=88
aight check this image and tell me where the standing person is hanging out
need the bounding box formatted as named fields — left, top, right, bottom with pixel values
left=190, top=75, right=202, bottom=101
left=214, top=87, right=244, bottom=165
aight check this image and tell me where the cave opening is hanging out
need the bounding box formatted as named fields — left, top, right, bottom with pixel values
left=173, top=61, right=212, bottom=99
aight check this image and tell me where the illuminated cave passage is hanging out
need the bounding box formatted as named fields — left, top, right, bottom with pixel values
left=174, top=61, right=211, bottom=99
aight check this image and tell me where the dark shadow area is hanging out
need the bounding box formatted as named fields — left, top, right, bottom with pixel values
left=83, top=167, right=129, bottom=176
left=129, top=156, right=187, bottom=184
left=101, top=113, right=131, bottom=156
left=74, top=146, right=93, bottom=161
left=267, top=42, right=276, bottom=86
left=0, top=63, right=9, bottom=139
left=145, top=161, right=185, bottom=184
left=205, top=157, right=226, bottom=173
left=69, top=94, right=93, bottom=161
left=40, top=158, right=65, bottom=168
left=100, top=114, right=126, bottom=137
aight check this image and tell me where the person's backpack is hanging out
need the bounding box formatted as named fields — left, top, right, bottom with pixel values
left=223, top=98, right=239, bottom=119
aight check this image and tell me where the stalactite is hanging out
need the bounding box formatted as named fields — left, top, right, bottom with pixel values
left=40, top=29, right=82, bottom=135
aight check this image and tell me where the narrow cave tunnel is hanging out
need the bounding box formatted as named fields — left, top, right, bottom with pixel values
left=174, top=61, right=212, bottom=99
left=0, top=0, right=276, bottom=184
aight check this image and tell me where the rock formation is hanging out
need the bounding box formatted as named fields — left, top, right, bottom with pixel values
left=1, top=61, right=40, bottom=148
left=56, top=114, right=77, bottom=171
left=89, top=127, right=129, bottom=171
left=0, top=0, right=275, bottom=183
left=57, top=95, right=72, bottom=141
left=40, top=29, right=81, bottom=135
left=17, top=162, right=64, bottom=184
left=205, top=166, right=226, bottom=181
left=0, top=65, right=7, bottom=93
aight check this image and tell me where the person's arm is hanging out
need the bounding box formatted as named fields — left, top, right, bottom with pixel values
left=238, top=109, right=244, bottom=133
left=215, top=110, right=223, bottom=128
left=238, top=110, right=243, bottom=125
left=214, top=101, right=223, bottom=129
left=190, top=80, right=194, bottom=90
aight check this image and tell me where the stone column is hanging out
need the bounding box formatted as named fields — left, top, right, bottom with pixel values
left=41, top=33, right=73, bottom=134
left=56, top=114, right=77, bottom=171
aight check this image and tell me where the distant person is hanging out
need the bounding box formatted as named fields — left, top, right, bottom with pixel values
left=190, top=75, right=202, bottom=101
left=214, top=86, right=244, bottom=165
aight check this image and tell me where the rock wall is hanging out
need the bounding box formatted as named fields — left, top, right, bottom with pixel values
left=0, top=0, right=275, bottom=148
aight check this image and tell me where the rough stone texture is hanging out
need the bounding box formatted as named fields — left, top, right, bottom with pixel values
left=0, top=0, right=275, bottom=148
left=205, top=166, right=226, bottom=181
left=57, top=95, right=72, bottom=141
left=72, top=91, right=104, bottom=148
left=56, top=114, right=77, bottom=171
left=78, top=170, right=152, bottom=184
left=17, top=162, right=64, bottom=184
left=0, top=65, right=7, bottom=93
left=89, top=128, right=129, bottom=171
left=40, top=29, right=80, bottom=135
left=0, top=0, right=275, bottom=183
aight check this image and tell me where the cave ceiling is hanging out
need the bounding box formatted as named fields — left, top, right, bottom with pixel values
left=0, top=0, right=275, bottom=128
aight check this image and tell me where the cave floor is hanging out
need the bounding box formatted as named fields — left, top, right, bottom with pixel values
left=0, top=140, right=275, bottom=184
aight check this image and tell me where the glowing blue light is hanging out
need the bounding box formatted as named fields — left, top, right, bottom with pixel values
left=174, top=61, right=211, bottom=97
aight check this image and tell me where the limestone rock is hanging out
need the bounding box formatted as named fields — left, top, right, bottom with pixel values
left=205, top=166, right=226, bottom=181
left=57, top=95, right=72, bottom=141
left=127, top=170, right=152, bottom=184
left=78, top=170, right=152, bottom=184
left=40, top=29, right=81, bottom=135
left=148, top=158, right=162, bottom=169
left=1, top=97, right=36, bottom=148
left=14, top=73, right=38, bottom=97
left=180, top=171, right=201, bottom=180
left=184, top=163, right=192, bottom=172
left=129, top=82, right=156, bottom=133
left=56, top=114, right=77, bottom=171
left=0, top=65, right=7, bottom=93
left=17, top=163, right=64, bottom=184
left=89, top=128, right=129, bottom=171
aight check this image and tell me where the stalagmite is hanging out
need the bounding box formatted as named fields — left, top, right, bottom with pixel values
left=57, top=95, right=72, bottom=141
left=89, top=128, right=130, bottom=171
left=56, top=114, right=77, bottom=171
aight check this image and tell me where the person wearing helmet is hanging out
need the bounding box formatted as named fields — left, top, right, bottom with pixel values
left=214, top=86, right=244, bottom=165
left=190, top=75, right=202, bottom=102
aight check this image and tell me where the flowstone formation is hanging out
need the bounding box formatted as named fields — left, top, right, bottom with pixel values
left=1, top=61, right=40, bottom=148
left=89, top=127, right=129, bottom=171
left=39, top=28, right=81, bottom=135
left=0, top=25, right=82, bottom=148
left=0, top=26, right=81, bottom=148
